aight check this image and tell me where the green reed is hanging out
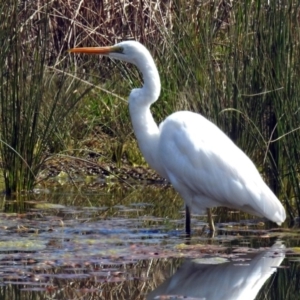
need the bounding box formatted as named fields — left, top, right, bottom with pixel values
left=69, top=1, right=300, bottom=218
left=0, top=2, right=89, bottom=195
left=1, top=0, right=300, bottom=218
left=156, top=0, right=300, bottom=218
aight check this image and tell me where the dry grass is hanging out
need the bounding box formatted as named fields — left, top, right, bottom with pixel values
left=20, top=0, right=174, bottom=61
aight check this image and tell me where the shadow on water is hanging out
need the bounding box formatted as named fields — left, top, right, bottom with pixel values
left=0, top=181, right=299, bottom=299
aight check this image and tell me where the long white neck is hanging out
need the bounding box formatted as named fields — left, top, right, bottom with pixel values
left=128, top=50, right=165, bottom=176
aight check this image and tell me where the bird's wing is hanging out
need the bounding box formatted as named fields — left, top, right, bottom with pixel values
left=158, top=111, right=285, bottom=223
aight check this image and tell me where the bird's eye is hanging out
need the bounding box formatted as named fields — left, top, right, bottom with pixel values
left=114, top=46, right=124, bottom=54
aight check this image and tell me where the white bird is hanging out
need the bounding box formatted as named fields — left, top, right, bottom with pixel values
left=69, top=41, right=286, bottom=235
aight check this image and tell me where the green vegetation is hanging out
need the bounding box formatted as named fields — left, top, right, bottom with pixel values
left=0, top=0, right=300, bottom=219
left=0, top=2, right=89, bottom=194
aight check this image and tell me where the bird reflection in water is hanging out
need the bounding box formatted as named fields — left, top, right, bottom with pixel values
left=147, top=242, right=285, bottom=300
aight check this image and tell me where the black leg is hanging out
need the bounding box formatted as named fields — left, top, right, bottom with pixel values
left=185, top=205, right=191, bottom=237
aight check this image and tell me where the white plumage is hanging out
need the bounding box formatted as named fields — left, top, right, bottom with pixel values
left=69, top=40, right=286, bottom=234
left=159, top=111, right=285, bottom=223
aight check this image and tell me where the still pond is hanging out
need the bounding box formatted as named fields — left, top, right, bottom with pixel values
left=0, top=180, right=299, bottom=300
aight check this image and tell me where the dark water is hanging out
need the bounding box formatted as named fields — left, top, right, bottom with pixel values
left=0, top=183, right=299, bottom=299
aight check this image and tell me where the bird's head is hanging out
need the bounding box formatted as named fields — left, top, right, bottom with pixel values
left=68, top=40, right=149, bottom=66
left=69, top=40, right=160, bottom=103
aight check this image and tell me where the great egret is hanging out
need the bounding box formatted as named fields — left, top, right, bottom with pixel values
left=69, top=41, right=286, bottom=235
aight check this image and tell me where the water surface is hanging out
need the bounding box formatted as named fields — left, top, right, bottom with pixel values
left=0, top=182, right=299, bottom=299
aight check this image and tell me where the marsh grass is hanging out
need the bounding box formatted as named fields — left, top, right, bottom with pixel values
left=153, top=1, right=300, bottom=218
left=46, top=0, right=300, bottom=218
left=0, top=2, right=89, bottom=194
left=0, top=0, right=300, bottom=217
